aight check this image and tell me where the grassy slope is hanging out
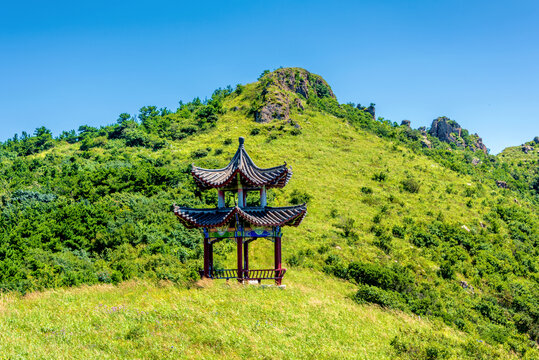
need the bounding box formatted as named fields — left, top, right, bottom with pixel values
left=0, top=269, right=514, bottom=360
left=182, top=83, right=498, bottom=269
left=1, top=79, right=537, bottom=359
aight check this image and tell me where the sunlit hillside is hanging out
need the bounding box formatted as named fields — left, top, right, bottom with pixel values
left=0, top=68, right=537, bottom=359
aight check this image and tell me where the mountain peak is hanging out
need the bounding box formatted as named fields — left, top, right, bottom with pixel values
left=252, top=68, right=335, bottom=123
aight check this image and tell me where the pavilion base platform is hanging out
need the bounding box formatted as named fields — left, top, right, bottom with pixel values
left=199, top=268, right=286, bottom=286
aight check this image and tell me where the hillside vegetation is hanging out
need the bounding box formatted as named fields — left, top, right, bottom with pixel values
left=0, top=68, right=538, bottom=359
left=0, top=270, right=520, bottom=360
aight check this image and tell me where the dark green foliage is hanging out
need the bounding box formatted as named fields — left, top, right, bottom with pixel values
left=392, top=225, right=406, bottom=238
left=290, top=128, right=302, bottom=136
left=334, top=217, right=357, bottom=238
left=192, top=149, right=209, bottom=158
left=258, top=70, right=270, bottom=80
left=347, top=262, right=414, bottom=292
left=360, top=186, right=373, bottom=194
left=401, top=178, right=421, bottom=193
left=354, top=284, right=405, bottom=309
left=374, top=232, right=392, bottom=254
left=372, top=171, right=387, bottom=182
left=289, top=189, right=311, bottom=204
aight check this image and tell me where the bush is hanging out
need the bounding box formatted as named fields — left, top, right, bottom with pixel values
left=347, top=261, right=414, bottom=292
left=374, top=233, right=392, bottom=254
left=401, top=178, right=421, bottom=193
left=290, top=189, right=311, bottom=204
left=372, top=172, right=387, bottom=182
left=392, top=225, right=406, bottom=238
left=409, top=230, right=438, bottom=248
left=354, top=284, right=405, bottom=309
left=290, top=128, right=302, bottom=136
left=360, top=186, right=373, bottom=194
left=335, top=217, right=356, bottom=238
left=191, top=149, right=209, bottom=158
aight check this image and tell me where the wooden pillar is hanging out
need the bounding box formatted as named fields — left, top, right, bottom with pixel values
left=203, top=237, right=210, bottom=278
left=209, top=241, right=214, bottom=277
left=275, top=236, right=282, bottom=285
left=218, top=190, right=225, bottom=208
left=237, top=174, right=244, bottom=208
left=236, top=236, right=243, bottom=282
left=260, top=186, right=267, bottom=207
left=243, top=241, right=249, bottom=278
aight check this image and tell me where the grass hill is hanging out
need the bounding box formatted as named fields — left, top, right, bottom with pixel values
left=0, top=67, right=538, bottom=359
left=0, top=270, right=519, bottom=359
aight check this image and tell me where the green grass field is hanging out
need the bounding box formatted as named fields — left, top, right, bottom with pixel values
left=0, top=269, right=517, bottom=360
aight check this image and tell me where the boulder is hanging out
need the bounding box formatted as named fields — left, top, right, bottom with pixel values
left=472, top=158, right=481, bottom=166
left=522, top=145, right=534, bottom=154
left=496, top=180, right=508, bottom=189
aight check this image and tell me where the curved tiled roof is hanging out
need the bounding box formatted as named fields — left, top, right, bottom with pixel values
left=191, top=137, right=292, bottom=190
left=173, top=205, right=307, bottom=229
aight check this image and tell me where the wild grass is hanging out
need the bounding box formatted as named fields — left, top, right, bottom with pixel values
left=0, top=269, right=516, bottom=360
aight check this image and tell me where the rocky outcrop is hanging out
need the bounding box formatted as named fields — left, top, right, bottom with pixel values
left=496, top=180, right=509, bottom=189
left=401, top=120, right=411, bottom=127
left=429, top=117, right=463, bottom=143
left=522, top=145, right=534, bottom=154
left=253, top=68, right=335, bottom=123
left=429, top=117, right=488, bottom=154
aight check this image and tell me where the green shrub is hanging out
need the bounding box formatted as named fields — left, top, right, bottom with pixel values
left=360, top=186, right=373, bottom=194
left=354, top=284, right=405, bottom=309
left=372, top=172, right=387, bottom=182
left=192, top=149, right=209, bottom=158
left=290, top=189, right=311, bottom=204
left=401, top=178, right=421, bottom=193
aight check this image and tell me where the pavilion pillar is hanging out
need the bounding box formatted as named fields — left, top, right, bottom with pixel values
left=260, top=186, right=267, bottom=207
left=209, top=241, right=214, bottom=276
left=236, top=236, right=243, bottom=282
left=275, top=236, right=282, bottom=285
left=217, top=190, right=225, bottom=208
left=243, top=241, right=249, bottom=278
left=203, top=237, right=210, bottom=278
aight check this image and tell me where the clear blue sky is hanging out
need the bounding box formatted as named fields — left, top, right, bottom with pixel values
left=1, top=1, right=538, bottom=153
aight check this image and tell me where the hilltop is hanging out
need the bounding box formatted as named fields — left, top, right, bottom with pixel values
left=0, top=68, right=538, bottom=359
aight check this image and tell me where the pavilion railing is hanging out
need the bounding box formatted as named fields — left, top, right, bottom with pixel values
left=201, top=268, right=287, bottom=281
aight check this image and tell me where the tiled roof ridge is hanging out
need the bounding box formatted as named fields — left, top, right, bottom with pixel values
left=190, top=137, right=292, bottom=190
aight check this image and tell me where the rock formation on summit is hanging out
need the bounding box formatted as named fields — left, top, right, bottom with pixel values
left=429, top=117, right=488, bottom=154
left=253, top=68, right=335, bottom=123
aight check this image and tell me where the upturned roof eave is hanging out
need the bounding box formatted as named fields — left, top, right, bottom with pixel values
left=173, top=204, right=307, bottom=229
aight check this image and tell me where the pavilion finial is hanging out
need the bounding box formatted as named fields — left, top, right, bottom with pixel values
left=239, top=136, right=245, bottom=145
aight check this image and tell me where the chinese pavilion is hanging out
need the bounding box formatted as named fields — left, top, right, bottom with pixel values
left=173, top=137, right=307, bottom=285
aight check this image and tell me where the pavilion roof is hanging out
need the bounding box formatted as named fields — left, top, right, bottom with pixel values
left=191, top=137, right=292, bottom=190
left=173, top=204, right=307, bottom=229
